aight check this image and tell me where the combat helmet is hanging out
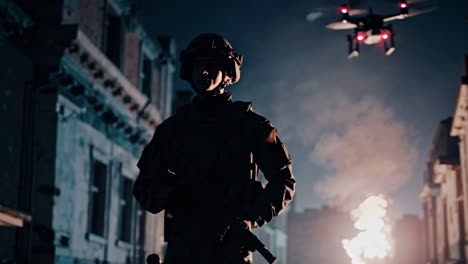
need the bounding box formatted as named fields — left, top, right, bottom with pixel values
left=180, top=33, right=243, bottom=87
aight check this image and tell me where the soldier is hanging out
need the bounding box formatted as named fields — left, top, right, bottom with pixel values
left=133, top=33, right=296, bottom=264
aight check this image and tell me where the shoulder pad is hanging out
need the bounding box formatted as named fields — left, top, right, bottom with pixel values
left=244, top=110, right=277, bottom=143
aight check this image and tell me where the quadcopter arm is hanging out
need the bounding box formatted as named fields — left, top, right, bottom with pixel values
left=383, top=13, right=407, bottom=22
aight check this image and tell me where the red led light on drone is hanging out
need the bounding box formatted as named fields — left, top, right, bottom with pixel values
left=339, top=5, right=349, bottom=14
left=356, top=32, right=366, bottom=41
left=399, top=2, right=407, bottom=8
left=382, top=34, right=389, bottom=39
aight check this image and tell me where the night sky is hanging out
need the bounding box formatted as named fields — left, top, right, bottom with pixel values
left=135, top=0, right=468, bottom=216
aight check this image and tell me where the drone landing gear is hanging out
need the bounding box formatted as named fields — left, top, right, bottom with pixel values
left=385, top=45, right=395, bottom=56
left=347, top=34, right=359, bottom=59
left=384, top=26, right=396, bottom=56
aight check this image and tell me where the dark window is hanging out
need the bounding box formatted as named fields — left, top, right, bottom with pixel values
left=119, top=176, right=134, bottom=242
left=105, top=14, right=123, bottom=68
left=140, top=55, right=153, bottom=98
left=90, top=160, right=108, bottom=236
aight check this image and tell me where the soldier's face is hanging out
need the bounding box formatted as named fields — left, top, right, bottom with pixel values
left=190, top=57, right=224, bottom=93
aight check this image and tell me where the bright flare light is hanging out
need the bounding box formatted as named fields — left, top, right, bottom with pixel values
left=382, top=34, right=389, bottom=40
left=400, top=3, right=407, bottom=8
left=342, top=195, right=392, bottom=264
left=341, top=8, right=348, bottom=14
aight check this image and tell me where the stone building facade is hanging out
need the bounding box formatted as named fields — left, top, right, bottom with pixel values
left=420, top=56, right=468, bottom=264
left=420, top=117, right=466, bottom=264
left=0, top=0, right=175, bottom=263
left=450, top=55, right=468, bottom=261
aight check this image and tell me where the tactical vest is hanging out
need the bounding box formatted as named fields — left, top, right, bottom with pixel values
left=162, top=100, right=267, bottom=242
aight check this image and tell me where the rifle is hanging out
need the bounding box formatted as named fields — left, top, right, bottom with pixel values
left=223, top=220, right=277, bottom=264
left=164, top=150, right=278, bottom=263
left=146, top=234, right=277, bottom=264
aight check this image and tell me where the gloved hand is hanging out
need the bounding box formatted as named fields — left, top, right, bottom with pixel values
left=241, top=199, right=274, bottom=227
left=217, top=217, right=250, bottom=242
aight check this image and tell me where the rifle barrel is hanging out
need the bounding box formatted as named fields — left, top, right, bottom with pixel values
left=243, top=229, right=277, bottom=264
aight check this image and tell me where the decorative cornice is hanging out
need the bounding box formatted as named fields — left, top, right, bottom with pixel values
left=66, top=29, right=162, bottom=132
left=58, top=55, right=153, bottom=145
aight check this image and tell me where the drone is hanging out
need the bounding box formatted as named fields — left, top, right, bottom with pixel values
left=323, top=0, right=436, bottom=58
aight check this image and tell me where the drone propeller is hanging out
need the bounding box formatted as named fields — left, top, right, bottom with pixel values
left=383, top=5, right=438, bottom=22
left=306, top=8, right=366, bottom=22
left=406, top=5, right=439, bottom=17
left=325, top=21, right=358, bottom=30
left=348, top=9, right=367, bottom=16
left=305, top=8, right=328, bottom=22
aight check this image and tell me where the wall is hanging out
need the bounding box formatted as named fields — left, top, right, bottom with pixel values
left=52, top=96, right=140, bottom=263
left=0, top=17, right=34, bottom=262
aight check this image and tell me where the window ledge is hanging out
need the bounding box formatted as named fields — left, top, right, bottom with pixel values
left=115, top=240, right=133, bottom=249
left=86, top=233, right=107, bottom=245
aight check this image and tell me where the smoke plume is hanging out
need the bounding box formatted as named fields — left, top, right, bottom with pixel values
left=272, top=80, right=418, bottom=208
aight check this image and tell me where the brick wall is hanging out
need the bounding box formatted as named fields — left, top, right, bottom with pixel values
left=78, top=0, right=105, bottom=48
left=124, top=32, right=141, bottom=87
